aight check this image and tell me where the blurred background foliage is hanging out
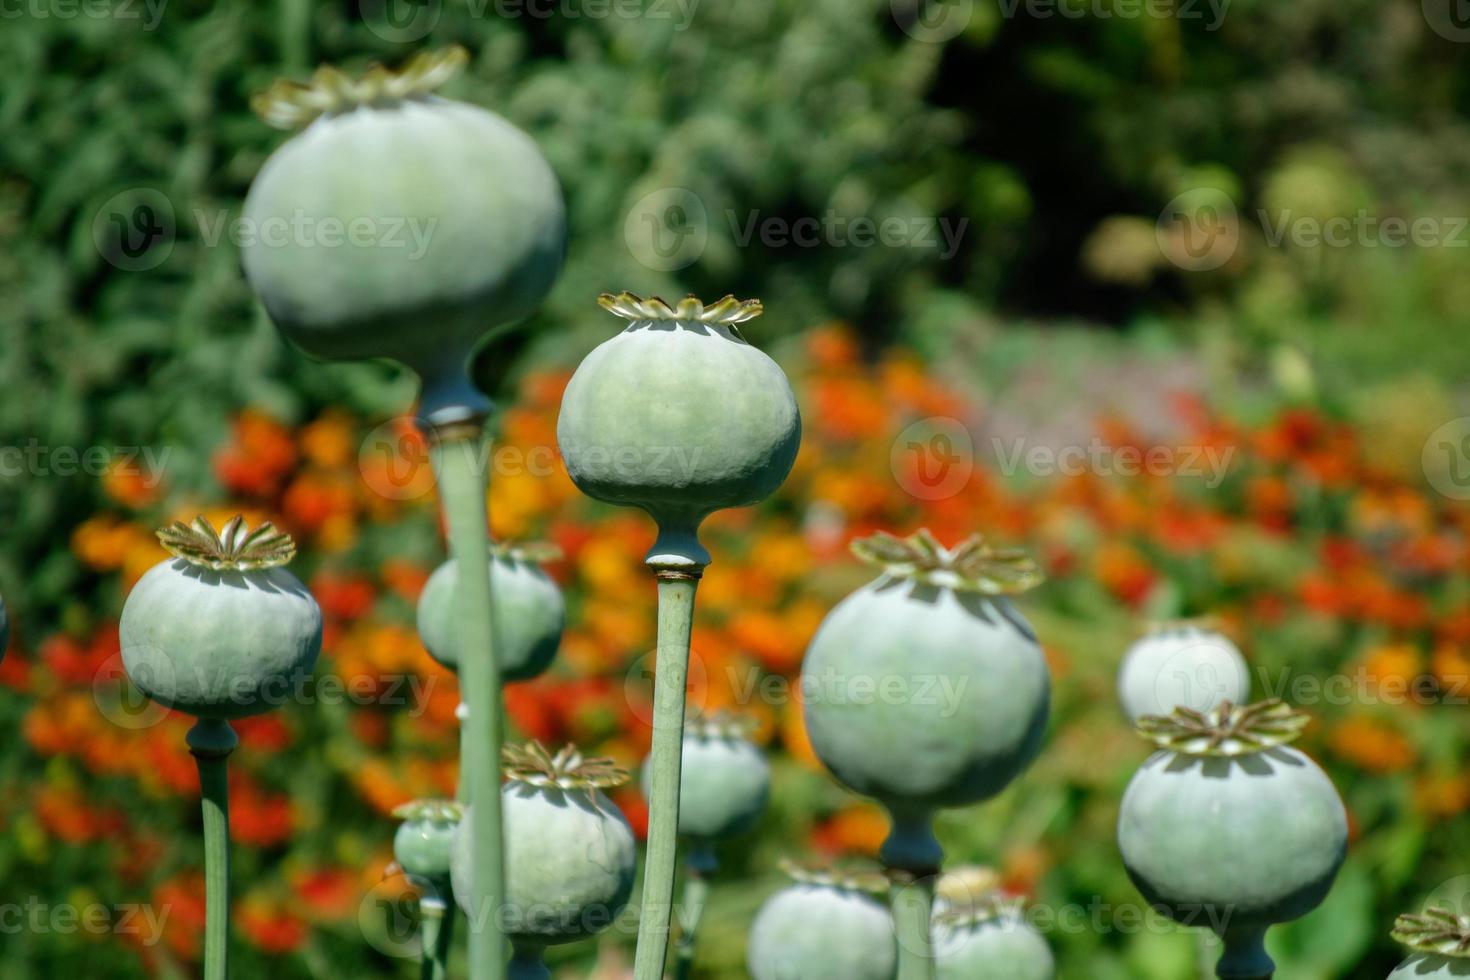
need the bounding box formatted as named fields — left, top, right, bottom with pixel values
left=3, top=0, right=1470, bottom=976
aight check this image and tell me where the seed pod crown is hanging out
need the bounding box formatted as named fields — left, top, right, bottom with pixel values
left=158, top=515, right=297, bottom=571
left=598, top=291, right=763, bottom=340
left=253, top=46, right=469, bottom=129
left=502, top=741, right=630, bottom=791
left=1393, top=907, right=1470, bottom=958
left=1136, top=699, right=1311, bottom=757
left=392, top=798, right=464, bottom=824
left=685, top=709, right=760, bottom=740
left=851, top=528, right=1044, bottom=594
left=777, top=857, right=889, bottom=896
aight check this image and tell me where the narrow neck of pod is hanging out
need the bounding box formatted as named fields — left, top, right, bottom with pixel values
left=417, top=365, right=494, bottom=435
left=646, top=520, right=711, bottom=574
left=1216, top=925, right=1274, bottom=980
left=507, top=941, right=550, bottom=980
left=880, top=807, right=942, bottom=878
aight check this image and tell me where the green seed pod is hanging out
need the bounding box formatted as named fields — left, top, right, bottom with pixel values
left=450, top=743, right=635, bottom=953
left=557, top=293, right=800, bottom=568
left=392, top=799, right=462, bottom=882
left=1118, top=700, right=1347, bottom=979
left=243, top=47, right=566, bottom=423
left=931, top=868, right=1055, bottom=980
left=120, top=517, right=322, bottom=720
left=801, top=530, right=1049, bottom=870
left=1117, top=621, right=1250, bottom=723
left=639, top=712, right=770, bottom=849
left=415, top=541, right=565, bottom=681
left=747, top=862, right=897, bottom=980
left=1389, top=907, right=1470, bottom=978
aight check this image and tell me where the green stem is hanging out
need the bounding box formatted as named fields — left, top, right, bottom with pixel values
left=432, top=426, right=506, bottom=980
left=673, top=848, right=715, bottom=980
left=890, top=875, right=936, bottom=980
left=187, top=719, right=238, bottom=980
left=881, top=810, right=940, bottom=980
left=632, top=571, right=701, bottom=980
left=420, top=894, right=453, bottom=980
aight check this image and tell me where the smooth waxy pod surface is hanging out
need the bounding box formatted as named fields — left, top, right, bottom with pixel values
left=450, top=743, right=636, bottom=950
left=120, top=517, right=322, bottom=719
left=1118, top=700, right=1348, bottom=979
left=931, top=867, right=1055, bottom=980
left=801, top=529, right=1049, bottom=868
left=557, top=293, right=800, bottom=568
left=1117, top=621, right=1251, bottom=723
left=393, top=799, right=463, bottom=882
left=747, top=863, right=897, bottom=980
left=243, top=47, right=566, bottom=420
left=640, top=711, right=770, bottom=847
left=1389, top=907, right=1470, bottom=978
left=415, top=541, right=564, bottom=681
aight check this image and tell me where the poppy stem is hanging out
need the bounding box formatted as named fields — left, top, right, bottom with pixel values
left=188, top=719, right=238, bottom=980
left=632, top=568, right=701, bottom=980
left=432, top=422, right=506, bottom=980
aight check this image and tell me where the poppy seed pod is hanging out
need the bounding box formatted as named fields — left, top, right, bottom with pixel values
left=1117, top=621, right=1250, bottom=723
left=747, top=862, right=897, bottom=980
left=1389, top=907, right=1470, bottom=978
left=120, top=517, right=322, bottom=720
left=1118, top=700, right=1347, bottom=979
left=415, top=541, right=565, bottom=681
left=801, top=529, right=1050, bottom=871
left=392, top=799, right=463, bottom=883
left=450, top=743, right=636, bottom=964
left=639, top=712, right=770, bottom=850
left=931, top=868, right=1055, bottom=980
left=557, top=293, right=800, bottom=568
left=242, top=47, right=566, bottom=423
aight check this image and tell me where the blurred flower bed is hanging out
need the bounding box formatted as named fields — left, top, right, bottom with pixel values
left=1, top=325, right=1466, bottom=978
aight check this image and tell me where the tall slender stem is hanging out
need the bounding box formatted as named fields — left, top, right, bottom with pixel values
left=432, top=425, right=506, bottom=980
left=187, top=718, right=238, bottom=980
left=673, top=850, right=714, bottom=980
left=890, top=875, right=936, bottom=980
left=420, top=894, right=454, bottom=980
left=632, top=571, right=700, bottom=980
left=881, top=810, right=940, bottom=980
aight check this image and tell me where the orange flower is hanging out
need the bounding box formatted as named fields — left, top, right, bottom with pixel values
left=102, top=458, right=163, bottom=509
left=238, top=891, right=309, bottom=955
left=811, top=803, right=888, bottom=857
left=1328, top=716, right=1416, bottom=773
left=214, top=410, right=297, bottom=496
left=152, top=872, right=207, bottom=960
left=299, top=410, right=357, bottom=469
